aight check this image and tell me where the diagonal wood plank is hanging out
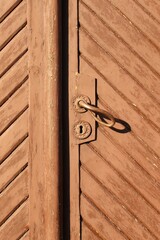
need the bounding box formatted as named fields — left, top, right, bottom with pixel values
left=0, top=0, right=22, bottom=22
left=81, top=196, right=126, bottom=240
left=0, top=26, right=27, bottom=77
left=81, top=168, right=156, bottom=240
left=0, top=110, right=28, bottom=164
left=80, top=48, right=160, bottom=158
left=82, top=0, right=160, bottom=75
left=0, top=201, right=29, bottom=240
left=0, top=53, right=28, bottom=106
left=80, top=30, right=160, bottom=132
left=110, top=0, right=160, bottom=49
left=0, top=168, right=28, bottom=225
left=0, top=0, right=27, bottom=50
left=82, top=221, right=101, bottom=240
left=19, top=231, right=29, bottom=240
left=0, top=138, right=28, bottom=192
left=137, top=0, right=160, bottom=23
left=79, top=2, right=160, bottom=104
left=0, top=81, right=29, bottom=134
left=80, top=57, right=160, bottom=181
left=81, top=144, right=160, bottom=238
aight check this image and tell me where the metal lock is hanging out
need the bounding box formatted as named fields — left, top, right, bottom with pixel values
left=72, top=95, right=91, bottom=113
left=73, top=121, right=92, bottom=139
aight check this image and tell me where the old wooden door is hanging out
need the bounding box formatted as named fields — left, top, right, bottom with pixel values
left=69, top=0, right=160, bottom=239
left=0, top=1, right=61, bottom=239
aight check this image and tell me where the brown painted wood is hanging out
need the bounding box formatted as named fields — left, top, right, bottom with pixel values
left=0, top=0, right=22, bottom=22
left=20, top=231, right=29, bottom=240
left=137, top=0, right=160, bottom=23
left=0, top=169, right=28, bottom=224
left=80, top=57, right=160, bottom=180
left=81, top=168, right=155, bottom=240
left=0, top=26, right=27, bottom=77
left=0, top=201, right=29, bottom=240
left=0, top=139, right=28, bottom=191
left=28, top=0, right=61, bottom=239
left=0, top=0, right=26, bottom=49
left=79, top=2, right=160, bottom=104
left=80, top=29, right=160, bottom=131
left=0, top=81, right=28, bottom=134
left=110, top=0, right=160, bottom=48
left=81, top=222, right=100, bottom=240
left=80, top=144, right=160, bottom=238
left=0, top=110, right=28, bottom=163
left=69, top=0, right=160, bottom=239
left=0, top=53, right=28, bottom=105
left=68, top=0, right=80, bottom=239
left=0, top=0, right=61, bottom=239
left=82, top=0, right=160, bottom=75
left=81, top=196, right=126, bottom=240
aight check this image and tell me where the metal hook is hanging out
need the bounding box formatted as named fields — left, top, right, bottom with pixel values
left=78, top=100, right=115, bottom=128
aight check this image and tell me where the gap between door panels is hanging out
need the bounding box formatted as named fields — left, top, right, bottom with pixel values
left=61, top=0, right=70, bottom=239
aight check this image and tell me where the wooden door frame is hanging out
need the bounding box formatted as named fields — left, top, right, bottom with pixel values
left=28, top=0, right=62, bottom=239
left=68, top=0, right=81, bottom=239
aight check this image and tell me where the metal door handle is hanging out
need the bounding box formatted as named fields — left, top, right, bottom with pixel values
left=78, top=99, right=115, bottom=128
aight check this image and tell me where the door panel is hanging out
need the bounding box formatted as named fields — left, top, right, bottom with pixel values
left=0, top=0, right=61, bottom=239
left=69, top=0, right=160, bottom=239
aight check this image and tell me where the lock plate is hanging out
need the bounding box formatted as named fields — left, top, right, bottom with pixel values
left=71, top=73, right=96, bottom=144
left=73, top=121, right=92, bottom=139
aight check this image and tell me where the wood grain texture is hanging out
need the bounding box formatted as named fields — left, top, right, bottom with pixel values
left=28, top=0, right=61, bottom=239
left=81, top=221, right=101, bottom=240
left=81, top=168, right=156, bottom=240
left=80, top=144, right=160, bottom=238
left=70, top=0, right=160, bottom=239
left=0, top=53, right=28, bottom=106
left=20, top=231, right=29, bottom=240
left=80, top=38, right=160, bottom=156
left=0, top=26, right=27, bottom=77
left=80, top=57, right=160, bottom=181
left=80, top=29, right=160, bottom=132
left=81, top=196, right=126, bottom=240
left=82, top=0, right=160, bottom=75
left=0, top=0, right=22, bottom=22
left=0, top=0, right=27, bottom=49
left=136, top=0, right=160, bottom=23
left=0, top=81, right=28, bottom=134
left=0, top=201, right=29, bottom=240
left=0, top=169, right=28, bottom=224
left=0, top=139, right=28, bottom=192
left=110, top=0, right=160, bottom=48
left=0, top=110, right=28, bottom=163
left=79, top=2, right=160, bottom=104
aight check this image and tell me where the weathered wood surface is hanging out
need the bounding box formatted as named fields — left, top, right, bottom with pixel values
left=0, top=0, right=61, bottom=239
left=28, top=0, right=61, bottom=239
left=0, top=0, right=26, bottom=49
left=0, top=201, right=29, bottom=240
left=0, top=0, right=22, bottom=22
left=0, top=1, right=29, bottom=239
left=0, top=169, right=28, bottom=224
left=69, top=0, right=160, bottom=238
left=0, top=139, right=28, bottom=191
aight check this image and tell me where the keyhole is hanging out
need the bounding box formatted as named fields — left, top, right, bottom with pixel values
left=79, top=125, right=83, bottom=134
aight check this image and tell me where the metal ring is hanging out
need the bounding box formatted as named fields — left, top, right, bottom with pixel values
left=78, top=100, right=115, bottom=128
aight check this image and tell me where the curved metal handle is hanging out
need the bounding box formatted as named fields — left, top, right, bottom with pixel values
left=78, top=100, right=115, bottom=128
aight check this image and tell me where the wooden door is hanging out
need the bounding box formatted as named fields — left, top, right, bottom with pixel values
left=69, top=0, right=160, bottom=239
left=0, top=1, right=61, bottom=239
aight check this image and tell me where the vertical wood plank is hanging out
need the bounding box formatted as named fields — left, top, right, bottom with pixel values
left=28, top=0, right=61, bottom=239
left=68, top=0, right=80, bottom=239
